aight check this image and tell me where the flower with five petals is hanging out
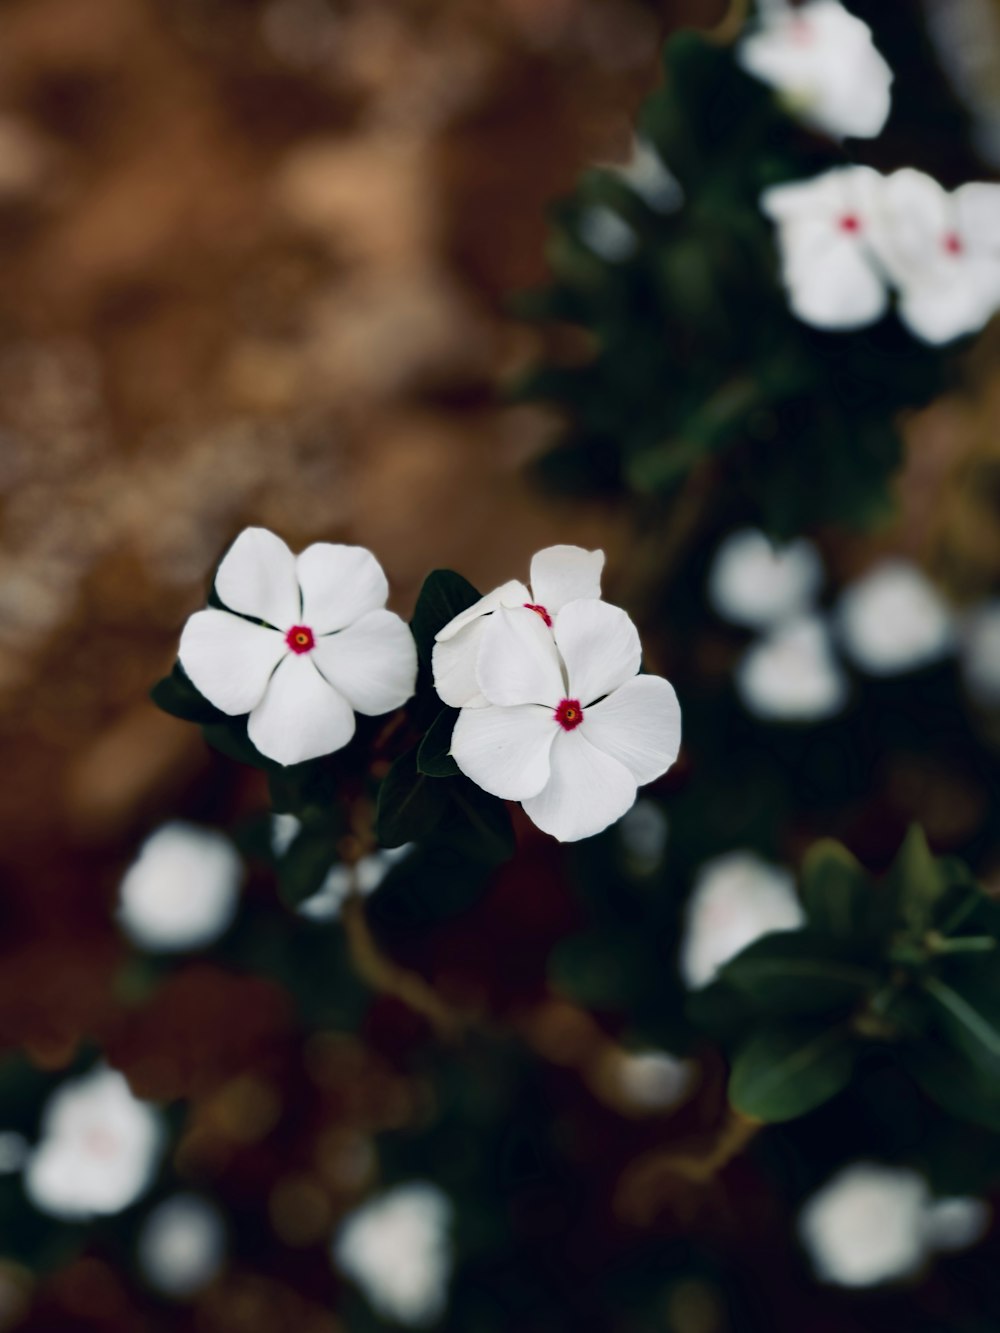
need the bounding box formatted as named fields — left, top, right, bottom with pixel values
left=450, top=600, right=681, bottom=842
left=179, top=527, right=417, bottom=766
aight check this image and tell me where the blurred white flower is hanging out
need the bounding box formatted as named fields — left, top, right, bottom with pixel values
left=180, top=527, right=416, bottom=765
left=25, top=1067, right=164, bottom=1221
left=709, top=527, right=823, bottom=630
left=117, top=821, right=242, bottom=953
left=451, top=601, right=681, bottom=842
left=799, top=1163, right=989, bottom=1287
left=578, top=206, right=638, bottom=263
left=297, top=846, right=413, bottom=922
left=270, top=812, right=302, bottom=856
left=615, top=1049, right=696, bottom=1112
left=138, top=1194, right=226, bottom=1298
left=611, top=138, right=683, bottom=212
left=680, top=850, right=804, bottom=989
left=333, top=1182, right=453, bottom=1327
left=959, top=600, right=1000, bottom=705
left=762, top=166, right=888, bottom=329
left=869, top=168, right=1000, bottom=344
left=433, top=545, right=604, bottom=709
left=736, top=615, right=848, bottom=722
left=738, top=0, right=893, bottom=139
left=836, top=559, right=954, bottom=675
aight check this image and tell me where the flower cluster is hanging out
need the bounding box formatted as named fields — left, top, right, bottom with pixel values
left=763, top=165, right=1000, bottom=344
left=433, top=546, right=682, bottom=842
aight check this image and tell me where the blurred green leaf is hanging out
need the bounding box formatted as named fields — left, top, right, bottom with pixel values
left=150, top=662, right=223, bottom=724
left=890, top=825, right=948, bottom=939
left=728, top=1023, right=856, bottom=1122
left=410, top=570, right=482, bottom=668
left=719, top=932, right=878, bottom=1017
left=376, top=746, right=450, bottom=848
left=418, top=708, right=460, bottom=778
left=276, top=824, right=341, bottom=910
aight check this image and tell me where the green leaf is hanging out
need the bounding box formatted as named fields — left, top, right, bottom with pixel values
left=922, top=974, right=1000, bottom=1077
left=410, top=570, right=482, bottom=668
left=150, top=663, right=223, bottom=724
left=417, top=709, right=460, bottom=778
left=719, top=932, right=878, bottom=1017
left=202, top=720, right=274, bottom=770
left=728, top=1024, right=856, bottom=1122
left=277, top=825, right=341, bottom=909
left=801, top=840, right=870, bottom=938
left=889, top=824, right=947, bottom=939
left=444, top=779, right=516, bottom=865
left=899, top=1032, right=1000, bottom=1133
left=375, top=747, right=450, bottom=848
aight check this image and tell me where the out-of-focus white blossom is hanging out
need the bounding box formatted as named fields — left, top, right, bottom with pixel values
left=836, top=559, right=954, bottom=676
left=333, top=1182, right=453, bottom=1327
left=270, top=812, right=302, bottom=857
left=799, top=1163, right=990, bottom=1287
left=709, top=527, right=823, bottom=630
left=611, top=138, right=683, bottom=212
left=959, top=600, right=1000, bottom=705
left=578, top=207, right=638, bottom=263
left=24, top=1067, right=164, bottom=1221
left=736, top=615, right=847, bottom=722
left=762, top=167, right=888, bottom=330
left=680, top=850, right=804, bottom=989
left=615, top=1049, right=696, bottom=1112
left=738, top=0, right=893, bottom=139
left=138, top=1194, right=227, bottom=1298
left=297, top=846, right=413, bottom=922
left=117, top=821, right=242, bottom=953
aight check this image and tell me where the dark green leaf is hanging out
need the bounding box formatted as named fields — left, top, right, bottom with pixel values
left=889, top=824, right=947, bottom=939
left=922, top=974, right=1000, bottom=1078
left=410, top=570, right=482, bottom=668
left=417, top=709, right=460, bottom=778
left=150, top=663, right=224, bottom=724
left=801, top=840, right=870, bottom=939
left=444, top=779, right=516, bottom=865
left=376, top=747, right=450, bottom=848
left=202, top=720, right=274, bottom=770
left=276, top=825, right=341, bottom=910
left=728, top=1024, right=856, bottom=1122
left=719, top=931, right=878, bottom=1017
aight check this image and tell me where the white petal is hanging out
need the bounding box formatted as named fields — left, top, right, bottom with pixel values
left=248, top=654, right=355, bottom=765
left=117, top=822, right=242, bottom=952
left=522, top=729, right=638, bottom=842
left=868, top=168, right=952, bottom=288
left=450, top=704, right=555, bottom=801
left=178, top=609, right=286, bottom=715
left=798, top=1164, right=928, bottom=1288
left=432, top=620, right=488, bottom=708
left=297, top=544, right=389, bottom=634
left=779, top=226, right=887, bottom=329
left=708, top=528, right=823, bottom=629
left=896, top=262, right=1000, bottom=344
left=583, top=675, right=681, bottom=785
left=434, top=580, right=530, bottom=642
left=955, top=182, right=1000, bottom=254
left=528, top=545, right=604, bottom=616
left=736, top=615, right=847, bottom=722
left=476, top=606, right=564, bottom=708
left=214, top=527, right=300, bottom=628
left=836, top=560, right=954, bottom=675
left=553, top=600, right=641, bottom=706
left=312, top=609, right=416, bottom=716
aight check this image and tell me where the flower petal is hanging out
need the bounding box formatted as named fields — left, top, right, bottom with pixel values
left=476, top=607, right=565, bottom=708
left=522, top=730, right=637, bottom=842
left=553, top=600, right=641, bottom=706
left=297, top=544, right=389, bottom=634
left=312, top=609, right=417, bottom=716
left=214, top=527, right=301, bottom=629
left=432, top=619, right=488, bottom=708
left=434, top=580, right=530, bottom=642
left=583, top=675, right=682, bottom=785
left=178, top=609, right=286, bottom=715
left=248, top=655, right=355, bottom=765
left=451, top=704, right=555, bottom=801
left=528, top=546, right=604, bottom=616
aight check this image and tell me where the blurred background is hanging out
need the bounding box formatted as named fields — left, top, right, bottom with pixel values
left=5, top=0, right=1000, bottom=1328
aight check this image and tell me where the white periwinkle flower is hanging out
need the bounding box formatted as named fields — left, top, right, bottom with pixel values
left=138, top=1194, right=227, bottom=1298
left=736, top=615, right=847, bottom=722
left=761, top=166, right=888, bottom=330
left=25, top=1067, right=165, bottom=1221
left=179, top=527, right=417, bottom=766
left=738, top=0, right=893, bottom=139
left=333, top=1182, right=453, bottom=1327
left=799, top=1163, right=990, bottom=1287
left=450, top=601, right=681, bottom=842
left=709, top=527, right=823, bottom=630
left=868, top=168, right=1000, bottom=344
left=836, top=559, right=954, bottom=676
left=432, top=545, right=604, bottom=709
left=960, top=600, right=1000, bottom=706
left=578, top=206, right=638, bottom=263
left=615, top=1049, right=696, bottom=1112
left=680, top=850, right=804, bottom=989
left=611, top=138, right=684, bottom=213
left=297, top=846, right=413, bottom=922
left=117, top=821, right=242, bottom=953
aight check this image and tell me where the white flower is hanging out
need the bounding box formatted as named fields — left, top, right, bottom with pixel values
left=680, top=850, right=804, bottom=989
left=432, top=545, right=604, bottom=710
left=836, top=559, right=954, bottom=675
left=578, top=206, right=638, bottom=263
left=762, top=166, right=889, bottom=330
left=610, top=138, right=683, bottom=213
left=117, top=821, right=242, bottom=953
left=614, top=1050, right=696, bottom=1112
left=24, top=1067, right=164, bottom=1221
left=138, top=1194, right=226, bottom=1298
left=180, top=527, right=417, bottom=766
left=738, top=0, right=893, bottom=139
left=736, top=615, right=848, bottom=722
left=333, top=1182, right=453, bottom=1327
left=450, top=601, right=681, bottom=842
left=868, top=168, right=1000, bottom=343
left=799, top=1163, right=989, bottom=1287
left=297, top=846, right=413, bottom=922
left=708, top=527, right=823, bottom=630
left=960, top=600, right=1000, bottom=706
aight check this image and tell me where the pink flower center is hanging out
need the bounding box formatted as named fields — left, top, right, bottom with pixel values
left=943, top=231, right=964, bottom=256
left=554, top=698, right=584, bottom=731
left=838, top=214, right=861, bottom=235
left=285, top=624, right=316, bottom=654
left=524, top=603, right=553, bottom=628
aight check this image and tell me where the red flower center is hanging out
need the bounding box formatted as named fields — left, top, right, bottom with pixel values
left=943, top=231, right=964, bottom=256
left=839, top=214, right=861, bottom=234
left=554, top=698, right=584, bottom=731
left=285, top=625, right=316, bottom=654
left=524, top=603, right=553, bottom=628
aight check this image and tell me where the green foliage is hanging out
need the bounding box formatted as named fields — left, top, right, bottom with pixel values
left=409, top=569, right=482, bottom=669
left=418, top=708, right=461, bottom=778
left=728, top=1024, right=856, bottom=1122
